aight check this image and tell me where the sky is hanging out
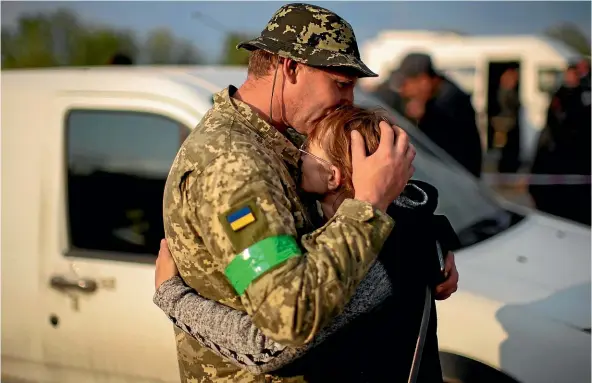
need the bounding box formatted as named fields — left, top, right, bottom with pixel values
left=2, top=1, right=591, bottom=63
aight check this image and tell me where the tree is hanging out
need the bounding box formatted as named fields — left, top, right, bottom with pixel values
left=144, top=29, right=203, bottom=65
left=2, top=13, right=58, bottom=68
left=1, top=29, right=17, bottom=67
left=544, top=23, right=591, bottom=57
left=72, top=28, right=138, bottom=66
left=174, top=39, right=202, bottom=65
left=1, top=8, right=202, bottom=69
left=221, top=32, right=254, bottom=66
left=49, top=9, right=85, bottom=65
left=1, top=9, right=137, bottom=68
left=145, top=28, right=175, bottom=64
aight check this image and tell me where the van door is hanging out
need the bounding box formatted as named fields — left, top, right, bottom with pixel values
left=39, top=94, right=197, bottom=383
left=1, top=87, right=47, bottom=382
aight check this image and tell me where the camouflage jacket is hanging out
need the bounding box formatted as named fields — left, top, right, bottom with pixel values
left=162, top=86, right=394, bottom=383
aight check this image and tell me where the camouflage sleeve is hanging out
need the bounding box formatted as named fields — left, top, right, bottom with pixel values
left=185, top=151, right=394, bottom=346
left=153, top=276, right=306, bottom=374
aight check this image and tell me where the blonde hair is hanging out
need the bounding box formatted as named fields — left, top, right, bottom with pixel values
left=308, top=104, right=390, bottom=195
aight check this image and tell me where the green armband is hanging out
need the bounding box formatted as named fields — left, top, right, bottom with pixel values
left=225, top=235, right=302, bottom=295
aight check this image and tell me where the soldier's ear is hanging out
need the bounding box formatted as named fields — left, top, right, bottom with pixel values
left=282, top=59, right=299, bottom=84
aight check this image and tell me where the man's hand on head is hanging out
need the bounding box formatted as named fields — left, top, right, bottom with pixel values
left=351, top=121, right=416, bottom=212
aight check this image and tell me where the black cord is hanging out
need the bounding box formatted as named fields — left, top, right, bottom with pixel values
left=269, top=60, right=281, bottom=124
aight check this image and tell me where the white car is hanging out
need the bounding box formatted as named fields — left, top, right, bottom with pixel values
left=2, top=66, right=590, bottom=383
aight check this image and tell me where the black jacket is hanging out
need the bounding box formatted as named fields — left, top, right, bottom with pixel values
left=276, top=181, right=460, bottom=382
left=529, top=82, right=591, bottom=226
left=418, top=78, right=483, bottom=179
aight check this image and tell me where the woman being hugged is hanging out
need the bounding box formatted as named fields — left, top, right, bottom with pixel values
left=154, top=105, right=460, bottom=383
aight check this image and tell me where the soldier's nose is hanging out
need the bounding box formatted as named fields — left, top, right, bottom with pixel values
left=342, top=91, right=354, bottom=105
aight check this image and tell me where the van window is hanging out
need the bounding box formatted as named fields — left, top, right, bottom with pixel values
left=66, top=110, right=190, bottom=258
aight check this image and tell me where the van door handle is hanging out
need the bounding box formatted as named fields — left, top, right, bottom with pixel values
left=50, top=275, right=98, bottom=293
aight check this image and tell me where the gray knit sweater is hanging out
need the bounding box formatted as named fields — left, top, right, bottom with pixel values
left=153, top=183, right=429, bottom=374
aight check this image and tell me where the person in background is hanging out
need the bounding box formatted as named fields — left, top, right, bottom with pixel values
left=392, top=53, right=483, bottom=179
left=529, top=62, right=591, bottom=225
left=576, top=57, right=590, bottom=87
left=371, top=69, right=407, bottom=115
left=495, top=66, right=521, bottom=173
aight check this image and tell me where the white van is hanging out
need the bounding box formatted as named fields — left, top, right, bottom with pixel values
left=359, top=31, right=582, bottom=164
left=2, top=66, right=590, bottom=383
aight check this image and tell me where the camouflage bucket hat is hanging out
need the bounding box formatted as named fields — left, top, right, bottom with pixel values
left=237, top=3, right=378, bottom=78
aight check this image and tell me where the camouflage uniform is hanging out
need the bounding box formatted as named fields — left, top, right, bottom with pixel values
left=163, top=3, right=392, bottom=382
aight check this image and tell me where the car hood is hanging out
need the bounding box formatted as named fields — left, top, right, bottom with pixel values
left=455, top=213, right=591, bottom=330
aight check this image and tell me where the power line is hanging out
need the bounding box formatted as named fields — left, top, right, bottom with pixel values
left=191, top=11, right=230, bottom=35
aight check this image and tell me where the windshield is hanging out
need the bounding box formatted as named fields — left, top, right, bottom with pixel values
left=354, top=88, right=525, bottom=249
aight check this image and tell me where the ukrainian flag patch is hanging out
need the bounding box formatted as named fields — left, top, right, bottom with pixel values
left=227, top=206, right=256, bottom=231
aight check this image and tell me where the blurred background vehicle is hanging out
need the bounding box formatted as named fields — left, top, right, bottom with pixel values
left=359, top=31, right=582, bottom=166
left=2, top=66, right=590, bottom=383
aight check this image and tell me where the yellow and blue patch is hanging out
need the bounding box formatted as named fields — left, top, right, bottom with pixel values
left=226, top=206, right=256, bottom=231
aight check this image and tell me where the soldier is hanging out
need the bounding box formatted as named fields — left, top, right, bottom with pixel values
left=162, top=3, right=441, bottom=382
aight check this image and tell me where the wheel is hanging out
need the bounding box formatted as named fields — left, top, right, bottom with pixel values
left=440, top=351, right=520, bottom=383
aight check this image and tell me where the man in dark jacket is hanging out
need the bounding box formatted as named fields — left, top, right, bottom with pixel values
left=392, top=53, right=483, bottom=179
left=529, top=62, right=591, bottom=225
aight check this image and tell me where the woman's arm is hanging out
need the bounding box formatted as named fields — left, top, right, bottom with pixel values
left=153, top=276, right=306, bottom=374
